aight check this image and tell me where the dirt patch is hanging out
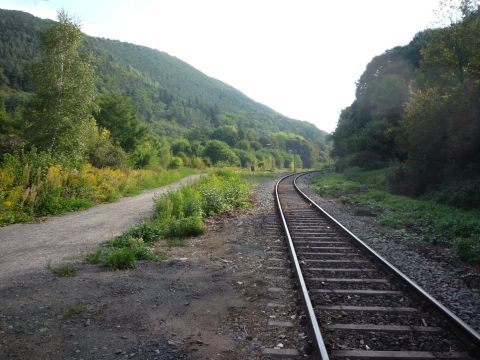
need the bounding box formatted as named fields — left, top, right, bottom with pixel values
left=0, top=179, right=308, bottom=359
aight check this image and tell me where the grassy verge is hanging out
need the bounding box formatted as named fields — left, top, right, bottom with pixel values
left=311, top=169, right=480, bottom=264
left=0, top=159, right=197, bottom=225
left=86, top=170, right=251, bottom=270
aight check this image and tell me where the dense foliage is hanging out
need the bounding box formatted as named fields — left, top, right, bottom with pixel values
left=0, top=8, right=330, bottom=173
left=332, top=2, right=480, bottom=208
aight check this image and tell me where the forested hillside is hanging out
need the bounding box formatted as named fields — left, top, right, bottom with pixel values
left=332, top=2, right=480, bottom=208
left=0, top=8, right=330, bottom=170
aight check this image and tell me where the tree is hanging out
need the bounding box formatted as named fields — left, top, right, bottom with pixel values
left=422, top=0, right=480, bottom=85
left=202, top=140, right=240, bottom=166
left=95, top=94, right=147, bottom=151
left=234, top=149, right=256, bottom=168
left=26, top=10, right=96, bottom=162
left=86, top=121, right=128, bottom=168
left=211, top=125, right=238, bottom=146
left=171, top=138, right=192, bottom=156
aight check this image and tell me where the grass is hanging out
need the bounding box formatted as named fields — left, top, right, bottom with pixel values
left=311, top=168, right=480, bottom=264
left=86, top=234, right=161, bottom=270
left=48, top=262, right=77, bottom=277
left=166, top=238, right=187, bottom=247
left=86, top=170, right=251, bottom=270
left=61, top=303, right=89, bottom=318
left=0, top=156, right=198, bottom=226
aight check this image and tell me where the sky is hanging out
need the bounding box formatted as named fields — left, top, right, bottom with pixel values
left=0, top=0, right=441, bottom=132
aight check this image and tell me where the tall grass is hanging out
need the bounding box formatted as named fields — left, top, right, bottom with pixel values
left=155, top=169, right=250, bottom=234
left=312, top=169, right=480, bottom=264
left=86, top=170, right=251, bottom=269
left=0, top=152, right=197, bottom=225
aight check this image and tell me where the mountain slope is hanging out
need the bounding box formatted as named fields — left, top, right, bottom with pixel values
left=0, top=8, right=327, bottom=145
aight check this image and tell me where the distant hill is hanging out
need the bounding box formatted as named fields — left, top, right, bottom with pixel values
left=0, top=8, right=329, bottom=152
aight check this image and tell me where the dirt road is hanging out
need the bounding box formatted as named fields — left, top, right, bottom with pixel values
left=0, top=174, right=201, bottom=281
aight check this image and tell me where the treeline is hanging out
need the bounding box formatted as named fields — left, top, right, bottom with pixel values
left=0, top=8, right=330, bottom=172
left=332, top=1, right=480, bottom=208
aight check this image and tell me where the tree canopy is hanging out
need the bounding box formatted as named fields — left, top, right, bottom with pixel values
left=26, top=10, right=96, bottom=161
left=331, top=1, right=480, bottom=207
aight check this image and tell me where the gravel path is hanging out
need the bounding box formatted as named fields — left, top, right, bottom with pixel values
left=297, top=173, right=480, bottom=333
left=0, top=174, right=201, bottom=281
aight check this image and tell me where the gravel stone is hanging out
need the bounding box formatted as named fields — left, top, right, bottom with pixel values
left=297, top=173, right=480, bottom=332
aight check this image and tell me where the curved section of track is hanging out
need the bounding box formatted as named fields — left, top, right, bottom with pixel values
left=275, top=172, right=480, bottom=360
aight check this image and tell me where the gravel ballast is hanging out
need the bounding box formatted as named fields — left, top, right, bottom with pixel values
left=297, top=173, right=480, bottom=333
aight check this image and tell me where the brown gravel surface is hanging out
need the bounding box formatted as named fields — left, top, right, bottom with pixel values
left=297, top=172, right=480, bottom=333
left=0, top=177, right=309, bottom=359
left=0, top=174, right=201, bottom=281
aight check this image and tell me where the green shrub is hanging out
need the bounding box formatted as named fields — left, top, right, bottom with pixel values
left=163, top=215, right=206, bottom=238
left=456, top=237, right=480, bottom=263
left=115, top=222, right=162, bottom=244
left=168, top=156, right=184, bottom=169
left=105, top=248, right=137, bottom=270
left=85, top=248, right=104, bottom=264
left=50, top=262, right=77, bottom=277
left=126, top=237, right=158, bottom=260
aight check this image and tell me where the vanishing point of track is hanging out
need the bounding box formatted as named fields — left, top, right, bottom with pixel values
left=275, top=171, right=480, bottom=360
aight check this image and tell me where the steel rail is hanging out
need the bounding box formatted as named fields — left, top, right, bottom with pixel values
left=292, top=171, right=480, bottom=354
left=275, top=173, right=329, bottom=360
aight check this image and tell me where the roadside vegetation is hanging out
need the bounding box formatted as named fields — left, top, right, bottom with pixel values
left=48, top=262, right=77, bottom=277
left=0, top=154, right=196, bottom=225
left=312, top=168, right=480, bottom=264
left=86, top=170, right=251, bottom=270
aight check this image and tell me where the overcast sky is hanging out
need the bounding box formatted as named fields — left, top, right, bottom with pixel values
left=1, top=0, right=441, bottom=132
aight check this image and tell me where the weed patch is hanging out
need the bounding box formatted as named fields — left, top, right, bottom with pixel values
left=49, top=263, right=77, bottom=277
left=162, top=215, right=206, bottom=238
left=105, top=248, right=137, bottom=270
left=61, top=304, right=89, bottom=318
left=166, top=238, right=187, bottom=247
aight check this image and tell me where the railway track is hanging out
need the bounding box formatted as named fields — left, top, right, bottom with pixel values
left=274, top=171, right=480, bottom=360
